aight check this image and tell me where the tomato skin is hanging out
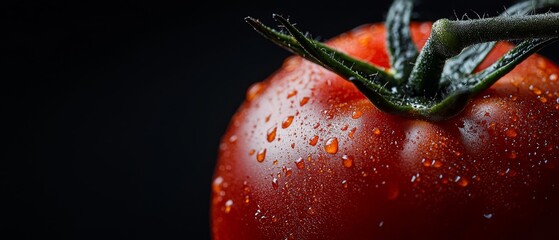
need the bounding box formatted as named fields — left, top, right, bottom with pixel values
left=211, top=23, right=559, bottom=239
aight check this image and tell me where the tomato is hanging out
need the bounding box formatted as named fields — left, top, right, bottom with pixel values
left=211, top=22, right=559, bottom=239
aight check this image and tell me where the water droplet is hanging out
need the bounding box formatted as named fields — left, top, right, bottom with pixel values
left=244, top=195, right=250, bottom=204
left=432, top=160, right=443, bottom=168
left=246, top=82, right=264, bottom=101
left=243, top=181, right=250, bottom=193
left=352, top=110, right=363, bottom=119
left=313, top=123, right=320, bottom=129
left=483, top=213, right=493, bottom=219
left=307, top=207, right=315, bottom=215
left=287, top=90, right=297, bottom=99
left=224, top=199, right=233, bottom=213
left=348, top=128, right=356, bottom=139
left=256, top=148, right=266, bottom=162
left=295, top=157, right=305, bottom=169
left=341, top=180, right=348, bottom=188
left=373, top=127, right=381, bottom=135
left=508, top=150, right=517, bottom=159
left=249, top=149, right=255, bottom=156
left=228, top=135, right=238, bottom=143
left=379, top=221, right=384, bottom=227
left=273, top=159, right=278, bottom=165
left=505, top=128, right=518, bottom=138
left=309, top=135, right=319, bottom=146
left=341, top=124, right=349, bottom=131
left=497, top=169, right=506, bottom=176
left=267, top=127, right=277, bottom=142
left=530, top=85, right=542, bottom=95
left=282, top=116, right=294, bottom=128
left=324, top=137, right=339, bottom=154
left=550, top=73, right=558, bottom=81
left=342, top=155, right=354, bottom=168
left=324, top=110, right=334, bottom=119
left=538, top=58, right=547, bottom=68
left=212, top=176, right=223, bottom=193
left=540, top=96, right=548, bottom=103
left=271, top=215, right=278, bottom=223
left=300, top=97, right=310, bottom=106
left=456, top=177, right=469, bottom=187
left=265, top=114, right=271, bottom=123
left=283, top=166, right=293, bottom=176
left=272, top=178, right=279, bottom=190
left=290, top=143, right=295, bottom=149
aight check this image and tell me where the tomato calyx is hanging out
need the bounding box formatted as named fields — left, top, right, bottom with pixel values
left=246, top=0, right=559, bottom=121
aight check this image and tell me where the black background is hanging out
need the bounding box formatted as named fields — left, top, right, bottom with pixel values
left=5, top=0, right=559, bottom=239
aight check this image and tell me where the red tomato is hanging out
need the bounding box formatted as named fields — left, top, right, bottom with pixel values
left=211, top=23, right=559, bottom=239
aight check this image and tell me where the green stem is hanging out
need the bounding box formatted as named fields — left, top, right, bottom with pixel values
left=244, top=17, right=397, bottom=86
left=246, top=0, right=559, bottom=121
left=410, top=12, right=559, bottom=96
left=443, top=0, right=559, bottom=83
